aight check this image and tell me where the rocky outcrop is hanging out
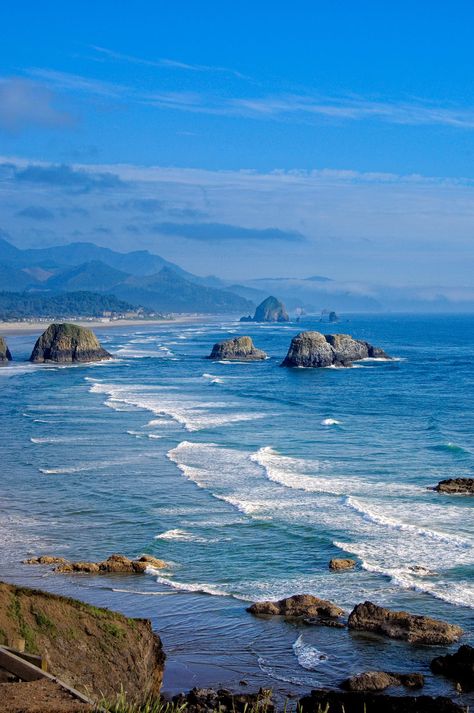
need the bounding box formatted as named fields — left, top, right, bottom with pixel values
left=329, top=558, right=356, bottom=571
left=0, top=336, right=12, bottom=363
left=172, top=687, right=274, bottom=713
left=240, top=296, right=289, bottom=323
left=298, top=689, right=466, bottom=713
left=281, top=331, right=390, bottom=368
left=24, top=553, right=167, bottom=574
left=207, top=336, right=267, bottom=361
left=342, top=671, right=424, bottom=692
left=434, top=478, right=474, bottom=495
left=431, top=645, right=474, bottom=691
left=247, top=594, right=344, bottom=622
left=29, top=323, right=111, bottom=363
left=348, top=601, right=463, bottom=645
left=0, top=581, right=165, bottom=703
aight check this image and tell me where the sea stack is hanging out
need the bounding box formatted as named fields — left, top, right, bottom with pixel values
left=281, top=331, right=390, bottom=368
left=207, top=336, right=267, bottom=361
left=240, top=295, right=289, bottom=323
left=30, top=323, right=112, bottom=363
left=0, top=336, right=12, bottom=363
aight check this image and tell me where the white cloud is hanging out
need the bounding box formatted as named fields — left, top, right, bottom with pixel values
left=0, top=77, right=73, bottom=133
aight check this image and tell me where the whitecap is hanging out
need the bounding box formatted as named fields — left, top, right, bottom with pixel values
left=321, top=418, right=342, bottom=426
left=292, top=635, right=328, bottom=671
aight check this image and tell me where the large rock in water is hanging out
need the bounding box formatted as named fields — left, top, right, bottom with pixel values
left=434, top=478, right=474, bottom=495
left=30, top=323, right=112, bottom=363
left=348, top=601, right=463, bottom=645
left=0, top=580, right=165, bottom=703
left=281, top=331, right=390, bottom=367
left=431, top=645, right=474, bottom=691
left=0, top=336, right=12, bottom=363
left=207, top=336, right=267, bottom=361
left=247, top=594, right=344, bottom=620
left=240, top=295, right=289, bottom=323
left=342, top=671, right=424, bottom=692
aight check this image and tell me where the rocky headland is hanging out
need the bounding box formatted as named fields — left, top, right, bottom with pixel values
left=434, top=478, right=474, bottom=495
left=207, top=336, right=267, bottom=361
left=0, top=336, right=12, bottom=363
left=240, top=296, right=289, bottom=323
left=281, top=331, right=391, bottom=367
left=29, top=323, right=112, bottom=363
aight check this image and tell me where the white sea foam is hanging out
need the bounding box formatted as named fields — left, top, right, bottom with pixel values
left=202, top=373, right=224, bottom=384
left=31, top=436, right=88, bottom=444
left=321, top=418, right=342, bottom=426
left=154, top=528, right=224, bottom=543
left=292, top=635, right=328, bottom=670
left=151, top=573, right=237, bottom=598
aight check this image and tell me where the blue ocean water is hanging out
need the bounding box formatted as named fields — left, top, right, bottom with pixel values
left=1, top=314, right=473, bottom=699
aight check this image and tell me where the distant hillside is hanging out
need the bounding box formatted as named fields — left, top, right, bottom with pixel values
left=0, top=291, right=151, bottom=320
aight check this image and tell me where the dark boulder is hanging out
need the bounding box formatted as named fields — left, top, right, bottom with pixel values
left=431, top=645, right=474, bottom=691
left=247, top=593, right=344, bottom=622
left=240, top=296, right=289, bottom=323
left=281, top=331, right=390, bottom=368
left=434, top=478, right=474, bottom=495
left=30, top=323, right=111, bottom=363
left=298, top=689, right=466, bottom=713
left=0, top=336, right=12, bottom=363
left=342, top=671, right=424, bottom=692
left=207, top=336, right=267, bottom=361
left=172, top=687, right=274, bottom=713
left=348, top=601, right=463, bottom=645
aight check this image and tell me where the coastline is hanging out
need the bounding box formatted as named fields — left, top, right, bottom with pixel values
left=0, top=314, right=210, bottom=336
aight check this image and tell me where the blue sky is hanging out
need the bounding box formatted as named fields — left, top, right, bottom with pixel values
left=1, top=1, right=474, bottom=286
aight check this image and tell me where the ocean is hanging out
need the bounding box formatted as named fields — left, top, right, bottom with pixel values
left=1, top=314, right=473, bottom=701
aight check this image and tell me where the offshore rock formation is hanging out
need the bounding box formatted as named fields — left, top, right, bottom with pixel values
left=247, top=594, right=344, bottom=621
left=24, top=553, right=167, bottom=574
left=29, top=323, right=111, bottom=363
left=431, top=645, right=474, bottom=691
left=329, top=558, right=356, bottom=571
left=342, top=671, right=424, bottom=692
left=240, top=295, right=289, bottom=323
left=207, top=336, right=267, bottom=361
left=434, top=478, right=474, bottom=495
left=0, top=581, right=165, bottom=703
left=0, top=336, right=12, bottom=363
left=348, top=601, right=463, bottom=645
left=281, top=331, right=390, bottom=367
left=298, top=689, right=465, bottom=713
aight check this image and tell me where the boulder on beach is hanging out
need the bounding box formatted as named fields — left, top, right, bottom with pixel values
left=0, top=336, right=12, bottom=363
left=431, top=645, right=474, bottom=691
left=240, top=295, right=289, bottom=323
left=24, top=553, right=167, bottom=574
left=342, top=671, right=424, bottom=692
left=281, top=331, right=390, bottom=368
left=207, top=336, right=267, bottom=361
left=434, top=478, right=474, bottom=495
left=348, top=601, right=463, bottom=645
left=298, top=689, right=465, bottom=713
left=29, top=323, right=112, bottom=363
left=329, top=558, right=356, bottom=571
left=247, top=593, right=344, bottom=621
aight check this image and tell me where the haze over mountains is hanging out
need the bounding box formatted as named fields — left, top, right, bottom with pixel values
left=0, top=236, right=473, bottom=315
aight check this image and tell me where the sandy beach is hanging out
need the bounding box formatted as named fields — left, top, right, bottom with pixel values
left=0, top=315, right=208, bottom=336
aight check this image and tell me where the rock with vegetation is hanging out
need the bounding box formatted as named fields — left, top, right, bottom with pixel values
left=240, top=295, right=289, bottom=323
left=29, top=323, right=112, bottom=363
left=348, top=601, right=463, bottom=645
left=24, top=553, right=167, bottom=574
left=0, top=581, right=165, bottom=703
left=434, top=478, right=474, bottom=495
left=431, top=645, right=474, bottom=691
left=172, top=687, right=274, bottom=713
left=207, top=336, right=267, bottom=361
left=247, top=593, right=344, bottom=621
left=298, top=689, right=465, bottom=713
left=342, top=671, right=424, bottom=692
left=0, top=336, right=12, bottom=363
left=329, top=558, right=356, bottom=571
left=281, top=331, right=391, bottom=367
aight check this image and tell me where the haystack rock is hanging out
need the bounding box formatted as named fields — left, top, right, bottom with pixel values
left=207, top=336, right=267, bottom=361
left=281, top=331, right=390, bottom=368
left=348, top=601, right=463, bottom=645
left=434, top=478, right=474, bottom=495
left=30, top=323, right=112, bottom=363
left=0, top=336, right=12, bottom=363
left=240, top=295, right=289, bottom=323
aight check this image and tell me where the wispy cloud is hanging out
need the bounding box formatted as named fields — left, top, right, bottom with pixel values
left=0, top=77, right=73, bottom=133
left=90, top=45, right=250, bottom=80
left=151, top=222, right=306, bottom=242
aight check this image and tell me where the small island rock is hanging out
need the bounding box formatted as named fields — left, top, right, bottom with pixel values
left=329, top=558, right=356, bottom=571
left=30, top=323, right=112, bottom=363
left=348, top=601, right=463, bottom=645
left=434, top=478, right=474, bottom=495
left=342, top=671, right=424, bottom=692
left=431, top=645, right=474, bottom=691
left=207, top=336, right=267, bottom=361
left=0, top=336, right=12, bottom=363
left=281, top=331, right=390, bottom=368
left=25, top=552, right=167, bottom=574
left=240, top=296, right=289, bottom=323
left=247, top=593, right=344, bottom=621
